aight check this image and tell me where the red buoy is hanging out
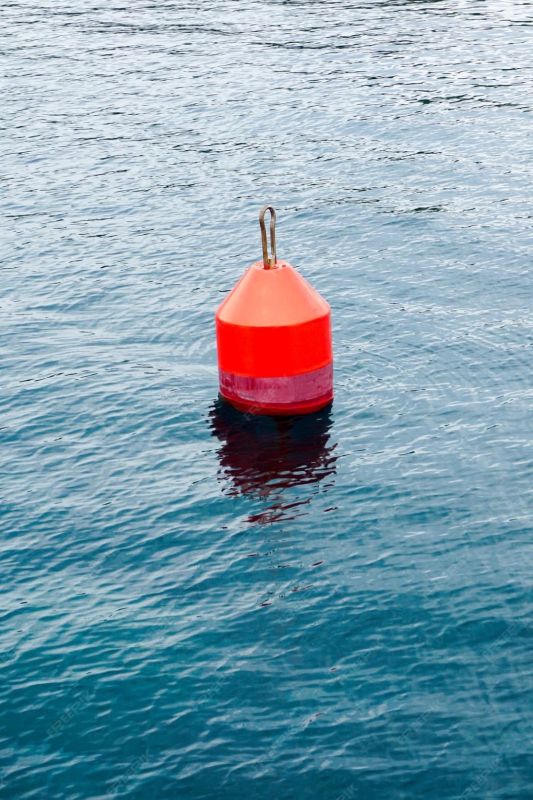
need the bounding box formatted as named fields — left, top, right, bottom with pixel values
left=215, top=206, right=333, bottom=416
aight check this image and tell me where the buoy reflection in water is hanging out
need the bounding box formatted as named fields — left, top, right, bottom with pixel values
left=209, top=399, right=337, bottom=523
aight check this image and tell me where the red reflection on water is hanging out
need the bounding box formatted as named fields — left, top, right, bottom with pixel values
left=209, top=398, right=337, bottom=523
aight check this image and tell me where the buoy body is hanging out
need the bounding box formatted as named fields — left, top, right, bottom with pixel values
left=216, top=258, right=333, bottom=416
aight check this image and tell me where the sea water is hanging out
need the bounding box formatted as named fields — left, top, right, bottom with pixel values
left=2, top=1, right=532, bottom=798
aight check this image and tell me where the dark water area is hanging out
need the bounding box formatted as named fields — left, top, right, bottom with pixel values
left=2, top=1, right=532, bottom=798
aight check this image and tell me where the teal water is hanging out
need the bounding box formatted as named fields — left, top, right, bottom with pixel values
left=2, top=1, right=532, bottom=798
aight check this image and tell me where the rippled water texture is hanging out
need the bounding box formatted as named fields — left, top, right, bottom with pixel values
left=2, top=1, right=532, bottom=798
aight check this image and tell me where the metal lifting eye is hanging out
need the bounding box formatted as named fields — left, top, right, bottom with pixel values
left=258, top=205, right=277, bottom=269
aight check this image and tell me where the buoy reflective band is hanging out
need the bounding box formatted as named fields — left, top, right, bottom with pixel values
left=215, top=206, right=334, bottom=416
left=219, top=363, right=333, bottom=408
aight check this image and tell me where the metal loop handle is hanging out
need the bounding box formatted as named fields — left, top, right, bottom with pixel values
left=259, top=205, right=277, bottom=269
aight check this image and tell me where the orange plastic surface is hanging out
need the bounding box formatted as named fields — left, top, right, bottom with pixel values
left=216, top=315, right=332, bottom=377
left=216, top=262, right=330, bottom=327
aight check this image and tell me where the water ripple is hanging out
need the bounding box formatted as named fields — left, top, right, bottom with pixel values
left=2, top=1, right=532, bottom=798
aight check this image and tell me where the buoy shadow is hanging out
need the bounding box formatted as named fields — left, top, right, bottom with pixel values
left=209, top=398, right=337, bottom=521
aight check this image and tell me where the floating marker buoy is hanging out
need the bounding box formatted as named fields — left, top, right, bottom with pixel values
left=215, top=206, right=333, bottom=416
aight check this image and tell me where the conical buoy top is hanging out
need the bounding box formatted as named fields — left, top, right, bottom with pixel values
left=217, top=260, right=330, bottom=328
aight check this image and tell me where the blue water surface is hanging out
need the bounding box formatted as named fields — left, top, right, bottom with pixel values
left=2, top=1, right=532, bottom=798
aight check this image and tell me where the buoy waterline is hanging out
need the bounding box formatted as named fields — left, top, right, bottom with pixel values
left=215, top=206, right=334, bottom=416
